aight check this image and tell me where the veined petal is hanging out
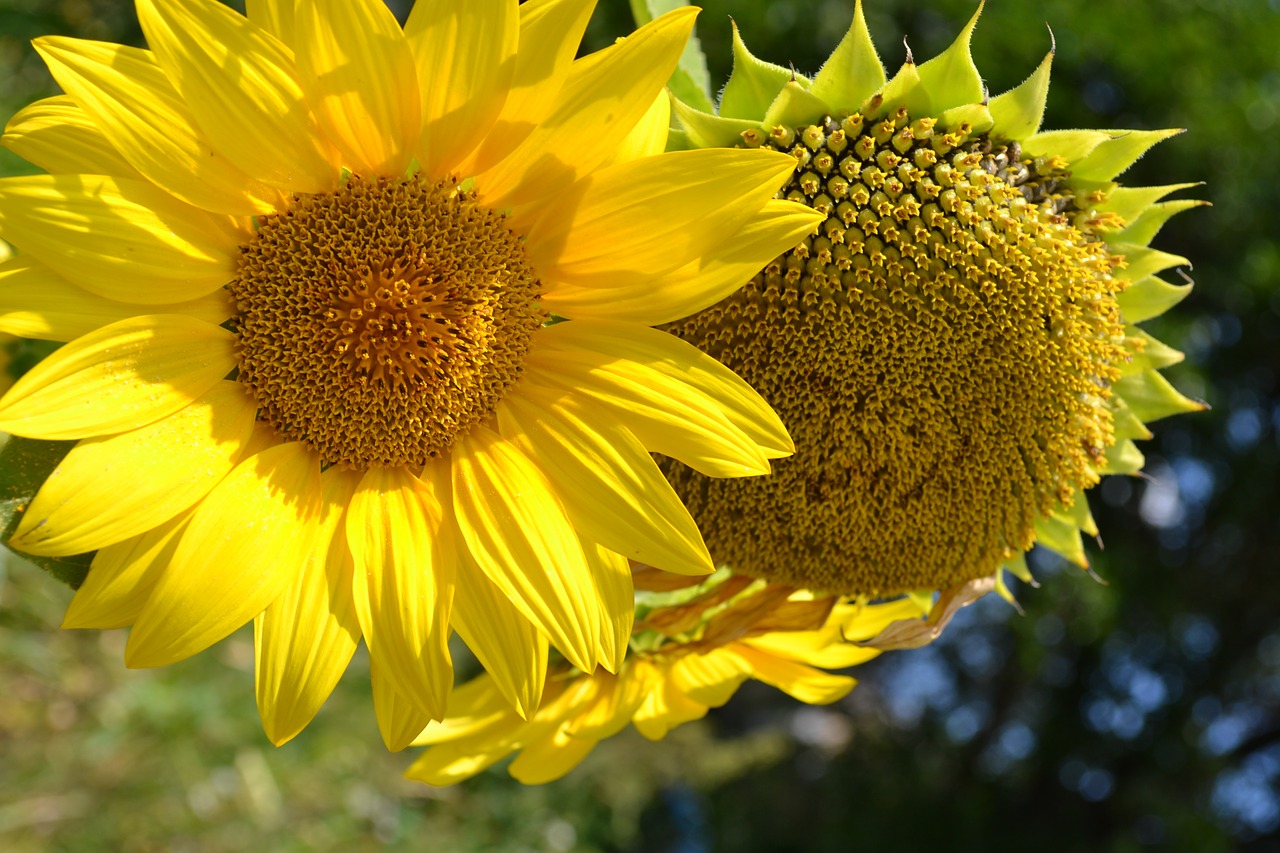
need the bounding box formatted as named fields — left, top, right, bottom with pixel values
left=497, top=383, right=713, bottom=577
left=1, top=96, right=141, bottom=179
left=670, top=647, right=754, bottom=708
left=598, top=92, right=669, bottom=168
left=454, top=0, right=595, bottom=178
left=61, top=508, right=192, bottom=630
left=245, top=0, right=297, bottom=49
left=528, top=320, right=787, bottom=474
left=730, top=643, right=856, bottom=704
left=347, top=463, right=454, bottom=721
left=527, top=148, right=797, bottom=288
left=544, top=198, right=823, bottom=325
left=295, top=0, right=420, bottom=176
left=742, top=631, right=879, bottom=670
left=371, top=662, right=439, bottom=753
left=33, top=35, right=281, bottom=215
left=0, top=315, right=236, bottom=440
left=12, top=380, right=257, bottom=556
left=413, top=674, right=509, bottom=746
left=585, top=542, right=633, bottom=675
left=474, top=7, right=697, bottom=212
left=452, top=425, right=601, bottom=673
left=126, top=442, right=322, bottom=667
left=0, top=256, right=232, bottom=341
left=633, top=663, right=710, bottom=740
left=405, top=0, right=517, bottom=180
left=255, top=466, right=363, bottom=746
left=405, top=714, right=528, bottom=784
left=507, top=724, right=597, bottom=785
left=0, top=174, right=241, bottom=304
left=452, top=549, right=548, bottom=720
left=137, top=0, right=338, bottom=194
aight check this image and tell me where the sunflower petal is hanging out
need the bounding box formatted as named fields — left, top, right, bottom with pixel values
left=527, top=321, right=785, bottom=475
left=474, top=7, right=697, bottom=210
left=0, top=315, right=236, bottom=440
left=125, top=442, right=322, bottom=667
left=294, top=0, right=420, bottom=176
left=255, top=466, right=363, bottom=746
left=670, top=647, right=754, bottom=708
left=452, top=550, right=548, bottom=720
left=498, top=384, right=713, bottom=577
left=245, top=0, right=297, bottom=48
left=528, top=147, right=797, bottom=288
left=12, top=380, right=257, bottom=556
left=60, top=508, right=192, bottom=630
left=452, top=426, right=601, bottom=673
left=507, top=726, right=596, bottom=785
left=138, top=0, right=337, bottom=194
left=371, top=662, right=439, bottom=753
left=453, top=0, right=596, bottom=178
left=0, top=256, right=232, bottom=341
left=584, top=542, right=633, bottom=675
left=1, top=96, right=141, bottom=179
left=730, top=642, right=856, bottom=704
left=0, top=174, right=241, bottom=304
left=543, top=198, right=822, bottom=325
left=33, top=34, right=280, bottom=215
left=405, top=0, right=517, bottom=180
left=347, top=463, right=454, bottom=721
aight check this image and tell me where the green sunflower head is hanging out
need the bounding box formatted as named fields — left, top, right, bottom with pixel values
left=660, top=0, right=1206, bottom=602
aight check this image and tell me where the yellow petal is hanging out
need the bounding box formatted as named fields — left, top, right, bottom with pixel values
left=125, top=441, right=322, bottom=668
left=254, top=466, right=363, bottom=746
left=245, top=0, right=297, bottom=49
left=136, top=0, right=338, bottom=194
left=452, top=549, right=548, bottom=720
left=1, top=95, right=142, bottom=179
left=33, top=35, right=281, bottom=215
left=548, top=198, right=823, bottom=326
left=567, top=669, right=652, bottom=741
left=527, top=148, right=797, bottom=289
left=549, top=320, right=791, bottom=460
left=0, top=255, right=232, bottom=342
left=12, top=380, right=257, bottom=556
left=371, top=662, right=439, bottom=753
left=597, top=91, right=669, bottom=168
left=412, top=674, right=510, bottom=746
left=507, top=724, right=596, bottom=784
left=474, top=7, right=698, bottom=212
left=451, top=425, right=601, bottom=673
left=742, top=631, right=878, bottom=670
left=60, top=508, right=193, bottom=630
left=525, top=325, right=775, bottom=478
left=294, top=0, right=420, bottom=176
left=585, top=542, right=634, bottom=675
left=670, top=647, right=754, bottom=708
left=405, top=0, right=517, bottom=180
left=0, top=174, right=241, bottom=304
left=454, top=0, right=596, bottom=178
left=632, top=662, right=710, bottom=741
left=0, top=315, right=236, bottom=440
left=730, top=642, right=856, bottom=704
left=497, top=383, right=713, bottom=577
left=405, top=714, right=527, bottom=784
left=347, top=463, right=454, bottom=721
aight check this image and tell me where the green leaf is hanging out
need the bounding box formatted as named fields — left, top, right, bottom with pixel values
left=0, top=434, right=92, bottom=588
left=629, top=0, right=715, bottom=113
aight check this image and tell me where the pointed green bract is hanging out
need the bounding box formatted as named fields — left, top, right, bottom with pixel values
left=808, top=0, right=884, bottom=110
left=719, top=21, right=800, bottom=120
left=988, top=51, right=1052, bottom=141
left=1073, top=128, right=1185, bottom=182
left=916, top=3, right=985, bottom=112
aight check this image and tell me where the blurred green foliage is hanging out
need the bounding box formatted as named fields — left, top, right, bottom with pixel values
left=2, top=0, right=1279, bottom=850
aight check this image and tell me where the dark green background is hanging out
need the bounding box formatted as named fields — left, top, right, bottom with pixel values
left=1, top=1, right=1277, bottom=850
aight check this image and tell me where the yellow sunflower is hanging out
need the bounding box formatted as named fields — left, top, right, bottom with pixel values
left=404, top=0, right=1208, bottom=784
left=0, top=0, right=823, bottom=748
left=406, top=566, right=935, bottom=785
left=661, top=0, right=1204, bottom=604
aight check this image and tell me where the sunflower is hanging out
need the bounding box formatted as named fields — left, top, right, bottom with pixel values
left=406, top=565, right=933, bottom=785
left=660, top=0, right=1204, bottom=604
left=0, top=0, right=824, bottom=748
